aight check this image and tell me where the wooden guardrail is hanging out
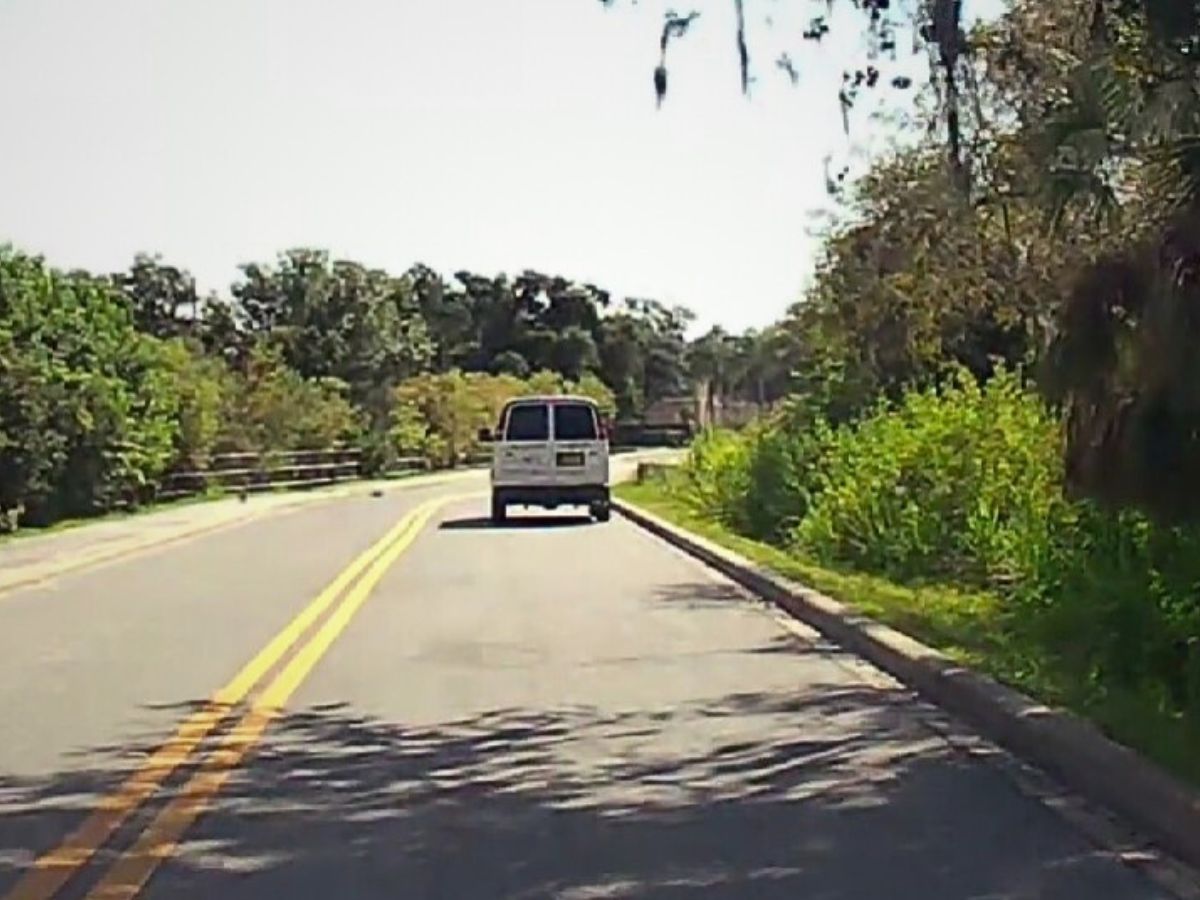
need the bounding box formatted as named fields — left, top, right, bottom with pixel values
left=158, top=449, right=430, bottom=500
left=154, top=436, right=667, bottom=504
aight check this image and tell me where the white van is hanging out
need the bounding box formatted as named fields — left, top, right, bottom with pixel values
left=481, top=395, right=611, bottom=524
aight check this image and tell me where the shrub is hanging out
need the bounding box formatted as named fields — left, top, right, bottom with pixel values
left=392, top=370, right=491, bottom=468
left=217, top=346, right=363, bottom=453
left=680, top=429, right=753, bottom=529
left=739, top=398, right=837, bottom=543
left=1037, top=505, right=1200, bottom=720
left=795, top=369, right=1068, bottom=587
left=666, top=366, right=1200, bottom=738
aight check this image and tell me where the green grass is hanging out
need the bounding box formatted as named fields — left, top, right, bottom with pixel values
left=617, top=478, right=1200, bottom=788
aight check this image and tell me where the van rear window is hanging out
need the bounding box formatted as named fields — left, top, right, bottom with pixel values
left=553, top=403, right=597, bottom=440
left=504, top=404, right=549, bottom=441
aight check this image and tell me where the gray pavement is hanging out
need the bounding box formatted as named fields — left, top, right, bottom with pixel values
left=0, top=470, right=485, bottom=597
left=0, top=479, right=1177, bottom=899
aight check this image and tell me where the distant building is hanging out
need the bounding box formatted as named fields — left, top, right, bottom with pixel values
left=643, top=396, right=699, bottom=428
left=643, top=381, right=764, bottom=431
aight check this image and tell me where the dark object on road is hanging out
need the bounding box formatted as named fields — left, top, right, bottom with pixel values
left=440, top=514, right=591, bottom=531
left=490, top=486, right=611, bottom=525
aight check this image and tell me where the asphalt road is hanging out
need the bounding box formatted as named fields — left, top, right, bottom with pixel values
left=0, top=475, right=1178, bottom=899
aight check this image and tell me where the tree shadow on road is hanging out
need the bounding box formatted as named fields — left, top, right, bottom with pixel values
left=0, top=686, right=1158, bottom=899
left=650, top=581, right=752, bottom=609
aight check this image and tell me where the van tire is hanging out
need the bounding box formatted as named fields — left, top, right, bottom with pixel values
left=490, top=495, right=508, bottom=525
left=591, top=502, right=611, bottom=523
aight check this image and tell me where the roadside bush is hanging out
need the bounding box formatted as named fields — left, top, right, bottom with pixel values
left=1039, top=506, right=1200, bottom=723
left=392, top=370, right=494, bottom=468
left=525, top=369, right=566, bottom=396
left=388, top=402, right=434, bottom=464
left=681, top=429, right=752, bottom=529
left=739, top=398, right=837, bottom=543
left=796, top=369, right=1068, bottom=587
left=678, top=397, right=837, bottom=543
left=217, top=345, right=363, bottom=453
left=663, top=367, right=1200, bottom=749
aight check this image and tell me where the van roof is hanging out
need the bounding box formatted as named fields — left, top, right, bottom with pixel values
left=504, top=395, right=599, bottom=406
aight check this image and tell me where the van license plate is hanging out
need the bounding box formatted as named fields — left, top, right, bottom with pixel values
left=556, top=451, right=584, bottom=467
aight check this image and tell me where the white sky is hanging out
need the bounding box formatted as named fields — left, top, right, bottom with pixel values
left=0, top=0, right=1001, bottom=332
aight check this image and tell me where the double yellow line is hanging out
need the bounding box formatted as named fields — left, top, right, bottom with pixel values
left=6, top=494, right=464, bottom=900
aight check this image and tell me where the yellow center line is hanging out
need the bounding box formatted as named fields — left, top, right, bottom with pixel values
left=83, top=496, right=456, bottom=900
left=1, top=496, right=451, bottom=900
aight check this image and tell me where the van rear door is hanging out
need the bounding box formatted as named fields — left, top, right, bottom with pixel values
left=550, top=400, right=608, bottom=486
left=493, top=401, right=555, bottom=486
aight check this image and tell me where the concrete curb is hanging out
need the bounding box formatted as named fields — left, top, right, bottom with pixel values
left=614, top=497, right=1200, bottom=873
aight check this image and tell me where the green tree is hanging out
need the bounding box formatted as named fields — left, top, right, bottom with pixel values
left=596, top=312, right=647, bottom=417
left=392, top=370, right=492, bottom=467
left=490, top=349, right=532, bottom=378
left=1019, top=0, right=1200, bottom=520
left=406, top=263, right=476, bottom=371
left=218, top=344, right=362, bottom=453
left=157, top=339, right=230, bottom=467
left=596, top=299, right=692, bottom=418
left=233, top=249, right=433, bottom=417
left=574, top=372, right=618, bottom=418
left=115, top=254, right=201, bottom=339
left=550, top=326, right=600, bottom=380
left=0, top=247, right=181, bottom=526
